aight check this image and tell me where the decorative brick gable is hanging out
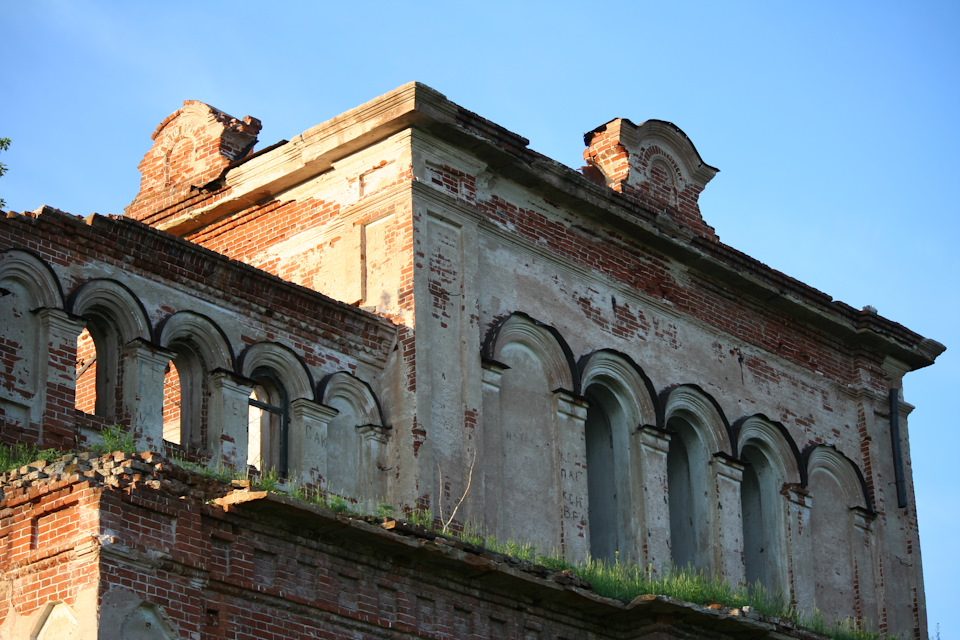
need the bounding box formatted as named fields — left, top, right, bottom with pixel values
left=583, top=119, right=719, bottom=239
left=126, top=100, right=261, bottom=221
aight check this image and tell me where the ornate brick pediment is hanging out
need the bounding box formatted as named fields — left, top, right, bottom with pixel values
left=583, top=118, right=719, bottom=238
left=126, top=100, right=261, bottom=220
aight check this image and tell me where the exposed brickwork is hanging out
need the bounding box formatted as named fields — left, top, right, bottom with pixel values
left=0, top=208, right=396, bottom=458
left=0, top=85, right=941, bottom=638
left=126, top=100, right=261, bottom=221
left=1, top=454, right=848, bottom=639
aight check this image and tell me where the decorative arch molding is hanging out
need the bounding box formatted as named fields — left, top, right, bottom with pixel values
left=733, top=414, right=803, bottom=485
left=803, top=444, right=873, bottom=512
left=578, top=349, right=659, bottom=428
left=481, top=312, right=578, bottom=394
left=67, top=279, right=152, bottom=344
left=238, top=342, right=314, bottom=401
left=156, top=311, right=234, bottom=372
left=318, top=371, right=386, bottom=429
left=660, top=384, right=732, bottom=456
left=629, top=120, right=717, bottom=188
left=0, top=248, right=64, bottom=309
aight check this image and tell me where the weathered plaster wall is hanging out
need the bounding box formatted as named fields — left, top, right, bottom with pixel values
left=0, top=83, right=940, bottom=638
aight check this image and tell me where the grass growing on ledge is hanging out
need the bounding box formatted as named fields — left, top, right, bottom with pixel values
left=89, top=423, right=136, bottom=456
left=454, top=526, right=881, bottom=640
left=191, top=470, right=884, bottom=640
left=0, top=443, right=63, bottom=473
left=0, top=444, right=882, bottom=640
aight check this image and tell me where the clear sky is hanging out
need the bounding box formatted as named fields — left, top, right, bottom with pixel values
left=4, top=2, right=958, bottom=636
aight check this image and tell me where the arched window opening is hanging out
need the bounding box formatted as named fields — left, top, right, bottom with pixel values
left=75, top=327, right=98, bottom=414
left=75, top=325, right=117, bottom=419
left=584, top=385, right=633, bottom=563
left=162, top=361, right=181, bottom=445
left=741, top=445, right=782, bottom=590
left=247, top=371, right=289, bottom=477
left=667, top=417, right=707, bottom=571
left=162, top=349, right=206, bottom=452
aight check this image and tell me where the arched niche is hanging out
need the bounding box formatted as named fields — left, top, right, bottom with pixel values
left=318, top=371, right=388, bottom=499
left=480, top=313, right=578, bottom=552
left=0, top=250, right=66, bottom=431
left=804, top=445, right=873, bottom=625
left=661, top=384, right=732, bottom=573
left=67, top=279, right=152, bottom=419
left=578, top=350, right=658, bottom=562
left=482, top=312, right=577, bottom=394
left=157, top=311, right=234, bottom=449
left=734, top=415, right=801, bottom=594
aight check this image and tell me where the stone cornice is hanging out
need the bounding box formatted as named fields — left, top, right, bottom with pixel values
left=158, top=83, right=943, bottom=371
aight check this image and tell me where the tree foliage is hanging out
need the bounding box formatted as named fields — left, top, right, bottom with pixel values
left=0, top=137, right=9, bottom=209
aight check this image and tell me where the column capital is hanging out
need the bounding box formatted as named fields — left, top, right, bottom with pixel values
left=638, top=424, right=671, bottom=452
left=711, top=452, right=744, bottom=482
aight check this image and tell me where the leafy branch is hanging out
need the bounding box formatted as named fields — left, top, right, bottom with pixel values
left=0, top=137, right=9, bottom=209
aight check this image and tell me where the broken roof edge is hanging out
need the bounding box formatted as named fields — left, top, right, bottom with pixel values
left=147, top=82, right=943, bottom=371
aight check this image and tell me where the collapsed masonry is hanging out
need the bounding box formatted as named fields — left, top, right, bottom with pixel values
left=0, top=83, right=943, bottom=638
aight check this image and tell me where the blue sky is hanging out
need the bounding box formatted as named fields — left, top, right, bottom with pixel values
left=4, top=2, right=958, bottom=636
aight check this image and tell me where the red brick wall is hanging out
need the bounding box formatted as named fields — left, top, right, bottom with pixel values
left=0, top=208, right=396, bottom=453
left=1, top=455, right=834, bottom=639
left=0, top=467, right=100, bottom=623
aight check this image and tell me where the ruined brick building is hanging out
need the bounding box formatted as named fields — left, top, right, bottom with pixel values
left=0, top=83, right=943, bottom=638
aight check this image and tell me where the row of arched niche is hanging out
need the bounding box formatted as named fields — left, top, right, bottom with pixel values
left=1, top=248, right=875, bottom=623
left=0, top=249, right=390, bottom=501
left=480, top=312, right=876, bottom=624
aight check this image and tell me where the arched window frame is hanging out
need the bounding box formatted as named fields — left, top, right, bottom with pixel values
left=318, top=371, right=389, bottom=499
left=734, top=415, right=802, bottom=594
left=0, top=249, right=66, bottom=440
left=480, top=313, right=582, bottom=558
left=67, top=279, right=152, bottom=421
left=157, top=311, right=234, bottom=453
left=239, top=342, right=314, bottom=479
left=661, top=384, right=733, bottom=574
left=803, top=444, right=875, bottom=625
left=578, top=349, right=659, bottom=563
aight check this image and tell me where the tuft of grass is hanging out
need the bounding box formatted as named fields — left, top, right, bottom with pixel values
left=172, top=456, right=245, bottom=484
left=801, top=609, right=881, bottom=640
left=0, top=443, right=62, bottom=473
left=375, top=502, right=395, bottom=519
left=253, top=468, right=281, bottom=492
left=408, top=508, right=433, bottom=528
left=325, top=494, right=354, bottom=514
left=90, top=423, right=136, bottom=455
